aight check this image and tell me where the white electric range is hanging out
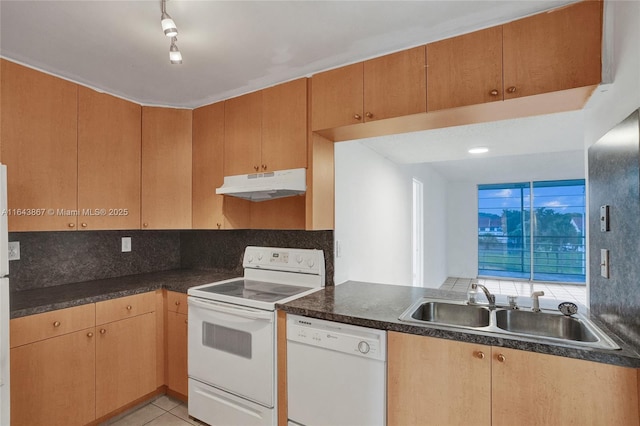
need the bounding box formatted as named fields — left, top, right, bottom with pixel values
left=187, top=246, right=325, bottom=426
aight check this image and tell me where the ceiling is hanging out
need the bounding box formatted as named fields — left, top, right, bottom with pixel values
left=359, top=109, right=587, bottom=165
left=0, top=0, right=575, bottom=109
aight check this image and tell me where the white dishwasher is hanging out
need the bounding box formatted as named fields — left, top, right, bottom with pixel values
left=286, top=314, right=386, bottom=426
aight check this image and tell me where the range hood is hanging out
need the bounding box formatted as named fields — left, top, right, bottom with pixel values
left=216, top=167, right=306, bottom=202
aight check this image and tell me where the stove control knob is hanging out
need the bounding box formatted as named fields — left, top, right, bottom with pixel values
left=257, top=253, right=263, bottom=261
left=358, top=341, right=370, bottom=354
left=307, top=258, right=315, bottom=268
left=296, top=255, right=303, bottom=264
left=247, top=255, right=254, bottom=263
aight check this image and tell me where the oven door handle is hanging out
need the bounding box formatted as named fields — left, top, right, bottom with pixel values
left=188, top=297, right=274, bottom=321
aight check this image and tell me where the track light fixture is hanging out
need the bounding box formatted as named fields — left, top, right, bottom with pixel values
left=170, top=37, right=183, bottom=64
left=161, top=0, right=178, bottom=37
left=160, top=0, right=182, bottom=64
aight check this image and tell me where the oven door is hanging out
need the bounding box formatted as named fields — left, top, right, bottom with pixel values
left=188, top=297, right=275, bottom=407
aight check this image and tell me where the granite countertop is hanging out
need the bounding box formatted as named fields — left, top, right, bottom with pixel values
left=277, top=280, right=640, bottom=368
left=10, top=269, right=239, bottom=319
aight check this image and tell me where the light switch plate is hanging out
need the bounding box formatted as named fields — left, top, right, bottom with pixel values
left=121, top=237, right=132, bottom=253
left=8, top=241, right=20, bottom=261
left=600, top=248, right=609, bottom=278
left=600, top=205, right=610, bottom=232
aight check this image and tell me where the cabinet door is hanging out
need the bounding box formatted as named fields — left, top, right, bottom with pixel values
left=261, top=78, right=308, bottom=172
left=141, top=107, right=192, bottom=229
left=78, top=87, right=141, bottom=230
left=95, top=312, right=157, bottom=418
left=11, top=328, right=96, bottom=426
left=224, top=91, right=262, bottom=176
left=166, top=291, right=188, bottom=315
left=427, top=27, right=503, bottom=111
left=192, top=101, right=225, bottom=229
left=492, top=347, right=639, bottom=426
left=0, top=60, right=78, bottom=231
left=503, top=1, right=602, bottom=99
left=363, top=46, right=426, bottom=122
left=311, top=63, right=364, bottom=131
left=387, top=332, right=491, bottom=426
left=166, top=311, right=188, bottom=397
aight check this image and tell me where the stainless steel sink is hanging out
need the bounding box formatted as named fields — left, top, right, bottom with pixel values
left=495, top=309, right=598, bottom=342
left=398, top=297, right=620, bottom=350
left=408, top=301, right=490, bottom=328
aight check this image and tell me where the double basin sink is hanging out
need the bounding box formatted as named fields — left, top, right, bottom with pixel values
left=399, top=298, right=620, bottom=350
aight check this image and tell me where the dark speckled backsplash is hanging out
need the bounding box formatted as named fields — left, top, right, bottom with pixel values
left=8, top=230, right=181, bottom=291
left=180, top=230, right=334, bottom=286
left=588, top=109, right=640, bottom=352
left=8, top=229, right=334, bottom=291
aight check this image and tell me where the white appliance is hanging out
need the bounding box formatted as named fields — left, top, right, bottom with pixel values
left=215, top=167, right=306, bottom=202
left=187, top=246, right=325, bottom=426
left=0, top=164, right=10, bottom=426
left=287, top=315, right=387, bottom=426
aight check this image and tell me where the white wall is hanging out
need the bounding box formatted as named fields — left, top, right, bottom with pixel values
left=446, top=181, right=479, bottom=279
left=403, top=163, right=448, bottom=287
left=584, top=0, right=640, bottom=146
left=334, top=141, right=413, bottom=286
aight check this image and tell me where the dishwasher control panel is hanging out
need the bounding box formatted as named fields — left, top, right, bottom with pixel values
left=286, top=315, right=386, bottom=361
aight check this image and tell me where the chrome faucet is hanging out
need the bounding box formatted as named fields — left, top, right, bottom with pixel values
left=531, top=291, right=545, bottom=312
left=471, top=283, right=496, bottom=309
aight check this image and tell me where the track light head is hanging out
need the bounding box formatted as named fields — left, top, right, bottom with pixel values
left=161, top=0, right=178, bottom=37
left=170, top=37, right=183, bottom=64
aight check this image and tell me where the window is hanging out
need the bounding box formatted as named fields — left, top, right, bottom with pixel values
left=478, top=179, right=585, bottom=283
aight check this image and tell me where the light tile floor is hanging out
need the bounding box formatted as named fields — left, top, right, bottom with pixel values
left=101, top=395, right=206, bottom=426
left=439, top=276, right=587, bottom=306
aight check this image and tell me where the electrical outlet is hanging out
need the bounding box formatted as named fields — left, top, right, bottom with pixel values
left=8, top=241, right=20, bottom=261
left=121, top=237, right=132, bottom=253
left=335, top=240, right=342, bottom=258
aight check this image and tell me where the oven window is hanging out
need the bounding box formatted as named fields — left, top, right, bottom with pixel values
left=202, top=322, right=252, bottom=359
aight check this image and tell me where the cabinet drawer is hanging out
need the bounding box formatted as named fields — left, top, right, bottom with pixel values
left=166, top=291, right=188, bottom=314
left=10, top=303, right=95, bottom=348
left=96, top=292, right=155, bottom=325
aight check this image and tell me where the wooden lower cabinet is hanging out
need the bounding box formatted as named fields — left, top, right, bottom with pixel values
left=166, top=311, right=189, bottom=397
left=10, top=295, right=160, bottom=425
left=10, top=328, right=96, bottom=426
left=492, top=347, right=639, bottom=426
left=96, top=312, right=157, bottom=418
left=388, top=332, right=491, bottom=426
left=388, top=332, right=640, bottom=426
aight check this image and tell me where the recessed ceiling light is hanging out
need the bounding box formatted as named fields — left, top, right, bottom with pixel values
left=468, top=147, right=489, bottom=154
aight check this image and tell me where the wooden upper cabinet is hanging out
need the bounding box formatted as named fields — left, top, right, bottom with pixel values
left=311, top=63, right=364, bottom=131
left=224, top=91, right=262, bottom=176
left=1, top=60, right=78, bottom=231
left=192, top=101, right=225, bottom=229
left=141, top=107, right=192, bottom=230
left=363, top=46, right=426, bottom=121
left=503, top=0, right=602, bottom=99
left=78, top=87, right=141, bottom=230
left=427, top=26, right=503, bottom=111
left=311, top=48, right=426, bottom=130
left=261, top=78, right=308, bottom=172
